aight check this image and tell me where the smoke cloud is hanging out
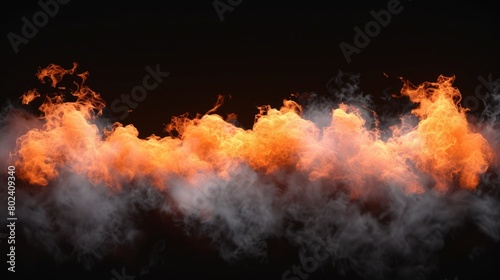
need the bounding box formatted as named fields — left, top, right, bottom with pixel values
left=1, top=65, right=499, bottom=279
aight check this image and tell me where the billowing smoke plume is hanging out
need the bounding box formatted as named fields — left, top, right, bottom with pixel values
left=1, top=64, right=499, bottom=279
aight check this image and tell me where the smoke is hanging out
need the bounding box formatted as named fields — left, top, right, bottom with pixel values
left=19, top=175, right=139, bottom=268
left=1, top=65, right=500, bottom=279
left=171, top=165, right=282, bottom=261
left=0, top=103, right=42, bottom=171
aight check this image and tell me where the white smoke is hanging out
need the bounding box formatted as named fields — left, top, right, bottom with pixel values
left=1, top=71, right=500, bottom=280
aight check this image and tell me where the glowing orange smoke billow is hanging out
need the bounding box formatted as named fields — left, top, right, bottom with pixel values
left=14, top=64, right=494, bottom=195
left=399, top=76, right=494, bottom=191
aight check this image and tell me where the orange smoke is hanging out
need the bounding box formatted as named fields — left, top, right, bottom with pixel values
left=398, top=76, right=493, bottom=191
left=14, top=64, right=494, bottom=194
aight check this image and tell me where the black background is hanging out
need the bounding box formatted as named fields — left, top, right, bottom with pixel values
left=1, top=0, right=499, bottom=279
